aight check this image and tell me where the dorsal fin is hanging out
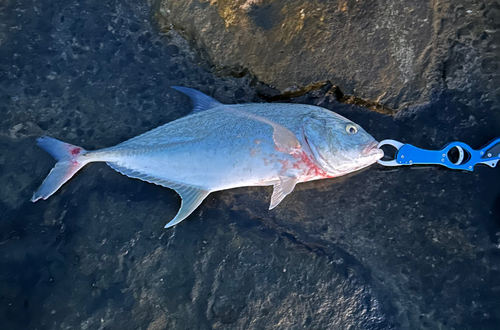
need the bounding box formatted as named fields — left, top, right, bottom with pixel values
left=171, top=86, right=223, bottom=113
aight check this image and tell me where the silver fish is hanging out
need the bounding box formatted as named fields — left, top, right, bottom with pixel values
left=31, top=87, right=383, bottom=227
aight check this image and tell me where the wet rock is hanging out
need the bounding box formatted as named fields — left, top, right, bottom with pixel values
left=0, top=0, right=391, bottom=329
left=0, top=0, right=499, bottom=329
left=155, top=0, right=500, bottom=111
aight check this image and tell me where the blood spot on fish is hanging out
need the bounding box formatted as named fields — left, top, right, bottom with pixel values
left=278, top=159, right=290, bottom=174
left=293, top=151, right=334, bottom=180
left=66, top=145, right=82, bottom=164
left=70, top=147, right=82, bottom=156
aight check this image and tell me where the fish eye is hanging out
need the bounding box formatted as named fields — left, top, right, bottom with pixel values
left=346, top=124, right=358, bottom=134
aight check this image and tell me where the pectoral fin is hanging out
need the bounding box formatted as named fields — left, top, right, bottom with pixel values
left=228, top=108, right=301, bottom=154
left=269, top=176, right=298, bottom=210
left=172, top=86, right=301, bottom=154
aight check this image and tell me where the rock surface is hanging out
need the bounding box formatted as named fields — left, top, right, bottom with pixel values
left=0, top=0, right=499, bottom=330
left=155, top=0, right=500, bottom=111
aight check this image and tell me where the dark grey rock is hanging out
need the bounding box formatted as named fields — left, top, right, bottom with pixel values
left=0, top=0, right=499, bottom=330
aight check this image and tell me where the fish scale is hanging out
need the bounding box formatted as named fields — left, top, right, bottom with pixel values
left=31, top=87, right=383, bottom=228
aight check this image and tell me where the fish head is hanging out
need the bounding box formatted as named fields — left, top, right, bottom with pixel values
left=303, top=115, right=384, bottom=176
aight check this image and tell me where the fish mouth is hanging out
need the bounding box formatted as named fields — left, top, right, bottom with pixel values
left=362, top=141, right=384, bottom=160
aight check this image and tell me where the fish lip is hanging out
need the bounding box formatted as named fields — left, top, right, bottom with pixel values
left=362, top=141, right=381, bottom=156
left=361, top=141, right=384, bottom=161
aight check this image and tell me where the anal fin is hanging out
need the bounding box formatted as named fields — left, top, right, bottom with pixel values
left=164, top=186, right=210, bottom=228
left=107, top=162, right=210, bottom=228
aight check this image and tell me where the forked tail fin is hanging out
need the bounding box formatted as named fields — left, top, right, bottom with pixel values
left=31, top=136, right=90, bottom=202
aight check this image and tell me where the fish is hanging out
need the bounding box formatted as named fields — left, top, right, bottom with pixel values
left=31, top=87, right=384, bottom=228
